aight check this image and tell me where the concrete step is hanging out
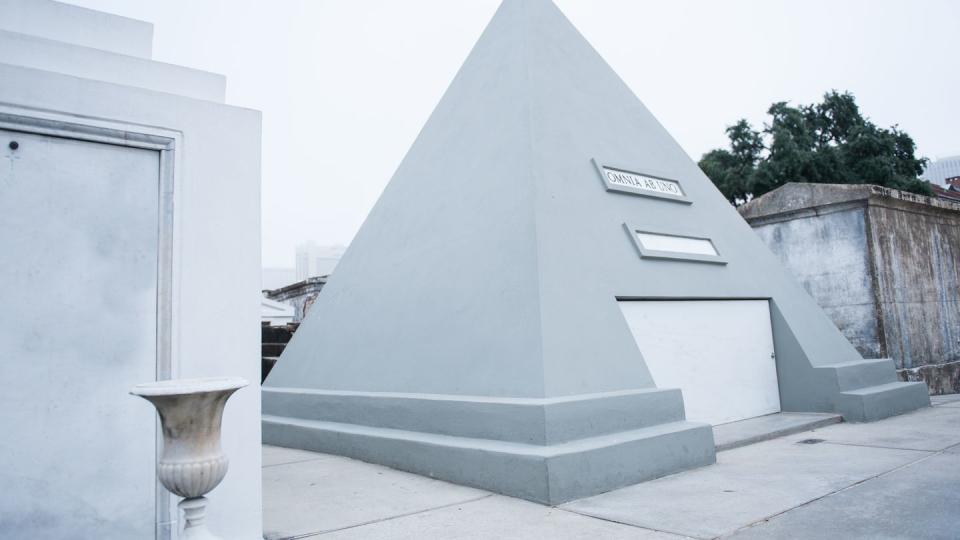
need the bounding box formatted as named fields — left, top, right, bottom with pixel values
left=713, top=412, right=843, bottom=452
left=262, top=387, right=689, bottom=446
left=262, top=415, right=715, bottom=505
left=820, top=358, right=898, bottom=391
left=835, top=381, right=930, bottom=422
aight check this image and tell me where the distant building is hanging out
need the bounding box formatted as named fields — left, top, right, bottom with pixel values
left=295, top=242, right=346, bottom=280
left=931, top=177, right=960, bottom=203
left=265, top=276, right=328, bottom=323
left=740, top=183, right=960, bottom=394
left=921, top=155, right=960, bottom=186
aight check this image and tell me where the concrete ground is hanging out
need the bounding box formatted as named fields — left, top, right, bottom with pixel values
left=262, top=394, right=960, bottom=540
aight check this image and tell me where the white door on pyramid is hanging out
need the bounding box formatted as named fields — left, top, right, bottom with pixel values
left=0, top=128, right=159, bottom=538
left=618, top=300, right=781, bottom=425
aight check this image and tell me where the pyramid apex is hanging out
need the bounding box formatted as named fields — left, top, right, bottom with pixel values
left=494, top=0, right=563, bottom=16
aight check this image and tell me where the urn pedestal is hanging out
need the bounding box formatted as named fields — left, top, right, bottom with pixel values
left=131, top=377, right=248, bottom=540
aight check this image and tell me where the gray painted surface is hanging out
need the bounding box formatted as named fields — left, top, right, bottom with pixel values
left=742, top=183, right=960, bottom=394
left=0, top=130, right=158, bottom=538
left=264, top=0, right=927, bottom=502
left=263, top=414, right=714, bottom=505
left=264, top=388, right=688, bottom=445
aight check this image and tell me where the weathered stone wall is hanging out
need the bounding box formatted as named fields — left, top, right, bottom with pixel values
left=751, top=206, right=881, bottom=359
left=741, top=183, right=960, bottom=394
left=264, top=276, right=327, bottom=322
left=867, top=198, right=960, bottom=388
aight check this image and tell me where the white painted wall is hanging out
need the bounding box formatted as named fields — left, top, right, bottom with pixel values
left=0, top=129, right=160, bottom=538
left=0, top=42, right=261, bottom=540
left=619, top=300, right=781, bottom=425
left=0, top=0, right=153, bottom=58
left=0, top=3, right=261, bottom=535
left=0, top=29, right=225, bottom=102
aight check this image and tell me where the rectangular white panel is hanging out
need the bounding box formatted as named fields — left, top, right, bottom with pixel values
left=0, top=129, right=158, bottom=538
left=635, top=232, right=718, bottom=256
left=618, top=300, right=781, bottom=425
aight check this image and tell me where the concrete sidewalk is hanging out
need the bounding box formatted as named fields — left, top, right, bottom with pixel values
left=263, top=395, right=960, bottom=540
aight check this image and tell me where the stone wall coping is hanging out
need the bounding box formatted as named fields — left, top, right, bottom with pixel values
left=739, top=183, right=960, bottom=222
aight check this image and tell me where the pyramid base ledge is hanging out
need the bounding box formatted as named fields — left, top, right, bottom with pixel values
left=262, top=415, right=715, bottom=505
left=262, top=386, right=687, bottom=445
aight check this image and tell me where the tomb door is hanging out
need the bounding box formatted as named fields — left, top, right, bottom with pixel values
left=618, top=299, right=781, bottom=425
left=0, top=128, right=159, bottom=538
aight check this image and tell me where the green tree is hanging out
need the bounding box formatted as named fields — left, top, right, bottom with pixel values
left=699, top=91, right=930, bottom=205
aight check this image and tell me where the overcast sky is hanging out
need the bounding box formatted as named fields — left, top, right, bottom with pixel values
left=65, top=0, right=960, bottom=268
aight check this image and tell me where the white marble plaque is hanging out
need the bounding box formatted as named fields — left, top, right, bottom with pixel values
left=594, top=161, right=689, bottom=202
left=605, top=167, right=682, bottom=195
left=635, top=231, right=718, bottom=256
left=624, top=223, right=726, bottom=264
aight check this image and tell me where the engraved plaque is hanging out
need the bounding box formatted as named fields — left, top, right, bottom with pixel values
left=593, top=159, right=690, bottom=203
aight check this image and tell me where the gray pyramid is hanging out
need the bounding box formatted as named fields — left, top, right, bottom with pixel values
left=264, top=0, right=929, bottom=503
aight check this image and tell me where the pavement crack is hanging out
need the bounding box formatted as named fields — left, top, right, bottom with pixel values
left=556, top=507, right=705, bottom=539
left=262, top=457, right=330, bottom=469
left=821, top=440, right=941, bottom=453
left=286, top=494, right=495, bottom=538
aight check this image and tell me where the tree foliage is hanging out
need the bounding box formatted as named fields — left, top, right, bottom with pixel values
left=699, top=91, right=930, bottom=205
